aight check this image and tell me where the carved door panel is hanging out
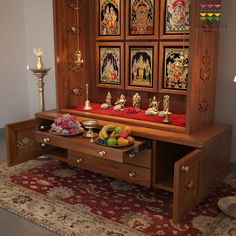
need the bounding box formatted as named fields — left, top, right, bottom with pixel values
left=6, top=119, right=41, bottom=167
left=173, top=149, right=202, bottom=223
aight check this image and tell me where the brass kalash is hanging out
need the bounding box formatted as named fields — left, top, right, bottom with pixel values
left=29, top=48, right=51, bottom=112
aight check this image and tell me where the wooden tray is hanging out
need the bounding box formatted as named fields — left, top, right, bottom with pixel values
left=49, top=128, right=84, bottom=137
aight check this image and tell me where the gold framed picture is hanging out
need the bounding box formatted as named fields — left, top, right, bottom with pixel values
left=160, top=0, right=190, bottom=39
left=96, top=0, right=124, bottom=40
left=126, top=42, right=158, bottom=92
left=96, top=42, right=124, bottom=89
left=126, top=0, right=159, bottom=40
left=159, top=41, right=189, bottom=94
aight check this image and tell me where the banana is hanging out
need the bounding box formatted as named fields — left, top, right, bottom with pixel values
left=99, top=130, right=105, bottom=139
left=100, top=124, right=118, bottom=139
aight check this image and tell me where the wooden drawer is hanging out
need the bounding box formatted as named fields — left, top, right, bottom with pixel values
left=68, top=150, right=151, bottom=187
left=36, top=131, right=145, bottom=163
left=124, top=149, right=152, bottom=168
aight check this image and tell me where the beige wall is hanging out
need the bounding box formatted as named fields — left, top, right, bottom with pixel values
left=0, top=0, right=29, bottom=127
left=0, top=0, right=55, bottom=128
left=0, top=1, right=235, bottom=162
left=24, top=0, right=56, bottom=117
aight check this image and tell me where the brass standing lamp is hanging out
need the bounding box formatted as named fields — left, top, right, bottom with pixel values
left=29, top=48, right=51, bottom=112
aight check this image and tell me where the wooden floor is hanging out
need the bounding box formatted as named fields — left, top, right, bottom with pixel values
left=0, top=128, right=58, bottom=236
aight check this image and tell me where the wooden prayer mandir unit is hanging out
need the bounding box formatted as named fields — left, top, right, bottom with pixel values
left=6, top=0, right=231, bottom=223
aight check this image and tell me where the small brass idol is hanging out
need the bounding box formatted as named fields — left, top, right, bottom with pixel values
left=132, top=93, right=141, bottom=111
left=114, top=94, right=126, bottom=111
left=145, top=96, right=159, bottom=116
left=101, top=91, right=112, bottom=109
left=162, top=95, right=172, bottom=124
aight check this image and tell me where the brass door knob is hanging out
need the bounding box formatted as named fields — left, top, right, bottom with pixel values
left=182, top=165, right=189, bottom=173
left=99, top=151, right=106, bottom=157
left=129, top=172, right=136, bottom=177
left=76, top=158, right=83, bottom=163
left=43, top=137, right=50, bottom=143
left=128, top=153, right=136, bottom=158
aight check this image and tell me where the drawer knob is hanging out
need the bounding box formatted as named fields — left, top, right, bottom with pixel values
left=76, top=158, right=83, bottom=163
left=182, top=166, right=189, bottom=173
left=129, top=172, right=136, bottom=177
left=43, top=137, right=50, bottom=143
left=128, top=153, right=136, bottom=158
left=98, top=151, right=106, bottom=157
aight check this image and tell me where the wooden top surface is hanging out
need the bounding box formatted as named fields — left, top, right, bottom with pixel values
left=35, top=110, right=232, bottom=149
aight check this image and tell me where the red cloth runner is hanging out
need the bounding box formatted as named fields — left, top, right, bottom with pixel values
left=72, top=103, right=186, bottom=127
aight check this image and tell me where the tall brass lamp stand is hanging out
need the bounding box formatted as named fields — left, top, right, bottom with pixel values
left=29, top=48, right=51, bottom=112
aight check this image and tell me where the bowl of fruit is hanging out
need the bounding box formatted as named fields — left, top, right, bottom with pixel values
left=96, top=124, right=135, bottom=147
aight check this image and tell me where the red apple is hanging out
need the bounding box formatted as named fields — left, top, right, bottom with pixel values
left=118, top=129, right=129, bottom=138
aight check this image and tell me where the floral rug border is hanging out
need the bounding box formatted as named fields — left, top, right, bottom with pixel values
left=0, top=160, right=145, bottom=236
left=0, top=160, right=235, bottom=236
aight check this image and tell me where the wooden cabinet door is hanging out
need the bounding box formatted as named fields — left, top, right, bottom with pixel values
left=6, top=119, right=41, bottom=167
left=173, top=149, right=202, bottom=223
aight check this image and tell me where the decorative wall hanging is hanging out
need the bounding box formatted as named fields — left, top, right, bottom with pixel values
left=159, top=42, right=189, bottom=95
left=160, top=0, right=190, bottom=39
left=126, top=0, right=159, bottom=39
left=96, top=0, right=124, bottom=40
left=125, top=42, right=157, bottom=92
left=68, top=0, right=84, bottom=72
left=96, top=42, right=124, bottom=89
left=67, top=0, right=82, bottom=10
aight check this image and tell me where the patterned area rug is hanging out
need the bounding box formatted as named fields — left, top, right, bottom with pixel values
left=0, top=160, right=235, bottom=236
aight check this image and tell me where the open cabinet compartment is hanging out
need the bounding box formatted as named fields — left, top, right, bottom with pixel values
left=154, top=141, right=195, bottom=192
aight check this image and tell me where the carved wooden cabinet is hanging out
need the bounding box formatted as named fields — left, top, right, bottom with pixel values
left=6, top=110, right=231, bottom=223
left=6, top=0, right=232, bottom=224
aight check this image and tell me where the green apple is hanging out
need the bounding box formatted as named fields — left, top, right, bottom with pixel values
left=107, top=138, right=117, bottom=146
left=114, top=126, right=122, bottom=133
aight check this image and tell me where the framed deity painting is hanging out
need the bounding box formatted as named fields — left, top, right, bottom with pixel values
left=96, top=42, right=124, bottom=89
left=96, top=0, right=124, bottom=40
left=125, top=42, right=158, bottom=92
left=159, top=41, right=189, bottom=95
left=160, top=0, right=190, bottom=39
left=125, top=0, right=159, bottom=40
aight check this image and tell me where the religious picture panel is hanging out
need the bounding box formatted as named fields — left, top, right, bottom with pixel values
left=130, top=47, right=153, bottom=88
left=159, top=42, right=189, bottom=94
left=165, top=0, right=190, bottom=34
left=96, top=42, right=124, bottom=89
left=129, top=0, right=155, bottom=35
left=99, top=0, right=121, bottom=36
